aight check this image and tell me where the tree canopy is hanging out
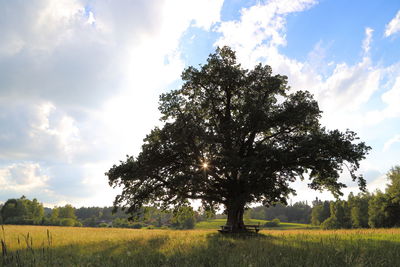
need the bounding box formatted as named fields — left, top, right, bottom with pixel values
left=1, top=196, right=44, bottom=225
left=106, top=47, right=370, bottom=232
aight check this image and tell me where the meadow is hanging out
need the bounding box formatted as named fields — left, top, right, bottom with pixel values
left=2, top=225, right=400, bottom=266
left=195, top=218, right=316, bottom=230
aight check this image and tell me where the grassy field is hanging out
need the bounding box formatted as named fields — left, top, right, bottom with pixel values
left=2, top=225, right=400, bottom=266
left=195, top=219, right=316, bottom=230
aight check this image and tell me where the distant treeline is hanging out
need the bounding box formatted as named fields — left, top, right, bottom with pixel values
left=2, top=166, right=399, bottom=229
left=0, top=196, right=312, bottom=229
left=246, top=202, right=312, bottom=224
left=311, top=166, right=400, bottom=229
left=0, top=198, right=200, bottom=229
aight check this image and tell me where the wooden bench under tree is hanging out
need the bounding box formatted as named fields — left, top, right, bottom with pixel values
left=218, top=225, right=233, bottom=233
left=244, top=224, right=261, bottom=233
left=219, top=223, right=260, bottom=233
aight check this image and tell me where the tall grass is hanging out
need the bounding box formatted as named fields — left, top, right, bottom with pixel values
left=1, top=225, right=400, bottom=266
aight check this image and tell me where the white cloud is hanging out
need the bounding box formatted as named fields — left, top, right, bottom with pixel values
left=0, top=0, right=223, bottom=109
left=86, top=11, right=95, bottom=25
left=380, top=75, right=400, bottom=113
left=0, top=0, right=117, bottom=108
left=362, top=27, right=373, bottom=54
left=383, top=134, right=400, bottom=152
left=315, top=57, right=381, bottom=129
left=385, top=10, right=400, bottom=37
left=215, top=0, right=317, bottom=68
left=366, top=75, right=400, bottom=125
left=0, top=100, right=83, bottom=162
left=367, top=174, right=388, bottom=193
left=0, top=0, right=224, bottom=206
left=0, top=163, right=49, bottom=191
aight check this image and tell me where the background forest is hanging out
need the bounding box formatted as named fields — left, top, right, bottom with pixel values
left=1, top=166, right=399, bottom=230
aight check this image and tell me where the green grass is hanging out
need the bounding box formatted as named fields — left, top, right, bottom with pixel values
left=195, top=218, right=228, bottom=229
left=195, top=218, right=316, bottom=230
left=2, top=225, right=400, bottom=266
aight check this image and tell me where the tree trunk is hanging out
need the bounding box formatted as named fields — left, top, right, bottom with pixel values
left=225, top=200, right=246, bottom=232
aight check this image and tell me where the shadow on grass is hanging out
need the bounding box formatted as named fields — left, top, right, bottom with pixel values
left=2, top=231, right=400, bottom=267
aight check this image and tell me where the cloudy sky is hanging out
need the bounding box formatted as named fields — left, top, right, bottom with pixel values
left=1, top=0, right=400, bottom=207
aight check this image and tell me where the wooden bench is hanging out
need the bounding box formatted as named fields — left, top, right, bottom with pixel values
left=218, top=225, right=233, bottom=233
left=244, top=224, right=260, bottom=233
left=218, top=223, right=260, bottom=233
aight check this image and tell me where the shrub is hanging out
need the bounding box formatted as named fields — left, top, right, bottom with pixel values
left=321, top=217, right=340, bottom=229
left=183, top=217, right=196, bottom=229
left=112, top=218, right=130, bottom=228
left=4, top=217, right=25, bottom=225
left=60, top=218, right=76, bottom=227
left=264, top=218, right=280, bottom=227
left=131, top=223, right=143, bottom=229
left=42, top=217, right=58, bottom=226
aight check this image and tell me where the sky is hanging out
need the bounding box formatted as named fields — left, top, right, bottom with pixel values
left=1, top=0, right=400, bottom=208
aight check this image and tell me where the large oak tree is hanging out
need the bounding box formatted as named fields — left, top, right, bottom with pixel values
left=106, top=47, right=370, bottom=232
